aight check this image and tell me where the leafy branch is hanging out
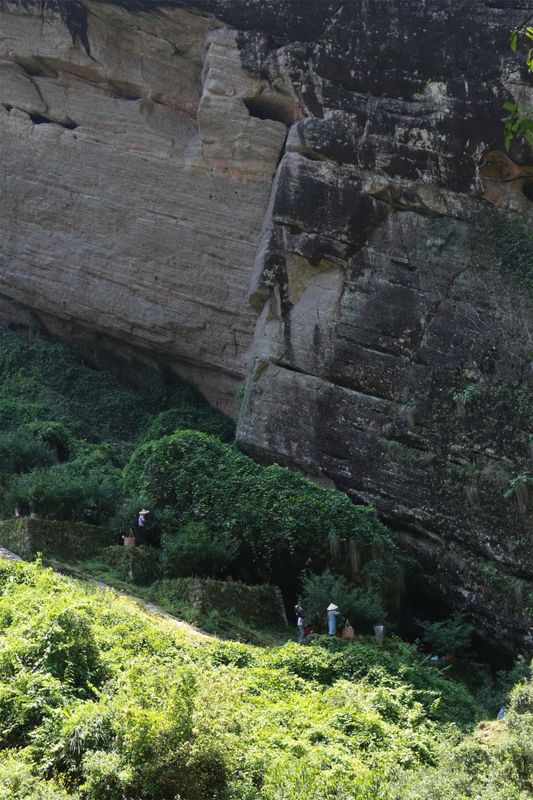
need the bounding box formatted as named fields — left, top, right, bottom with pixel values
left=504, top=25, right=533, bottom=149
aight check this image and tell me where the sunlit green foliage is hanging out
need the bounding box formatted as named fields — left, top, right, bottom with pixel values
left=0, top=559, right=529, bottom=799
left=2, top=331, right=529, bottom=798
left=125, top=429, right=396, bottom=588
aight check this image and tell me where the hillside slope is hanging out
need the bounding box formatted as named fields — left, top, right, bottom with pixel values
left=0, top=557, right=531, bottom=800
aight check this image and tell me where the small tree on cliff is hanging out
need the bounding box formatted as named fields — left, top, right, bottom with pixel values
left=504, top=22, right=533, bottom=149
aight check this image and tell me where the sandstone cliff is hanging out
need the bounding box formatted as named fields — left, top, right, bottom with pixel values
left=1, top=0, right=533, bottom=653
left=0, top=0, right=287, bottom=409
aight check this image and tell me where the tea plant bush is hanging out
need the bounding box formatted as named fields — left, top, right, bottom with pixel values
left=160, top=521, right=238, bottom=578
left=101, top=545, right=162, bottom=585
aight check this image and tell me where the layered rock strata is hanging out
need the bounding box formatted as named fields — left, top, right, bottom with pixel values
left=0, top=0, right=287, bottom=410
left=231, top=0, right=533, bottom=653
left=1, top=0, right=533, bottom=651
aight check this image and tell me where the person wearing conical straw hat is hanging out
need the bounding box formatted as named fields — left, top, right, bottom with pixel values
left=327, top=603, right=339, bottom=635
left=137, top=508, right=149, bottom=546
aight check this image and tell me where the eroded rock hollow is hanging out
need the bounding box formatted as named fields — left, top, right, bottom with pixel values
left=1, top=0, right=533, bottom=653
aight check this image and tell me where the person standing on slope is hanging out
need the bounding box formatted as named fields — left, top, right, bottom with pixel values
left=327, top=603, right=339, bottom=635
left=295, top=602, right=305, bottom=643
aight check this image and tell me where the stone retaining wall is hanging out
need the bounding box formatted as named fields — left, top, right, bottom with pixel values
left=0, top=518, right=114, bottom=561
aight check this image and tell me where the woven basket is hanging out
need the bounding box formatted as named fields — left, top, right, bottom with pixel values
left=342, top=621, right=355, bottom=638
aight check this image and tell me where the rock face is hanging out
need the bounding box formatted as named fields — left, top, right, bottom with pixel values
left=0, top=0, right=287, bottom=410
left=1, top=0, right=533, bottom=652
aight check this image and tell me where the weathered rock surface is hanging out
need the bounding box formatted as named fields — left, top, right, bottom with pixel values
left=0, top=0, right=287, bottom=410
left=1, top=0, right=533, bottom=652
left=231, top=1, right=533, bottom=653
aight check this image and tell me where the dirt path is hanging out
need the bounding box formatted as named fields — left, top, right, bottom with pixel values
left=0, top=546, right=23, bottom=561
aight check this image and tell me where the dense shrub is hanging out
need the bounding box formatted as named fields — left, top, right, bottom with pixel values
left=125, top=430, right=397, bottom=590
left=300, top=569, right=386, bottom=632
left=25, top=421, right=73, bottom=461
left=4, top=448, right=123, bottom=521
left=261, top=638, right=481, bottom=727
left=0, top=328, right=233, bottom=525
left=0, top=671, right=66, bottom=748
left=509, top=678, right=533, bottom=715
left=148, top=578, right=285, bottom=632
left=0, top=753, right=71, bottom=800
left=417, top=612, right=474, bottom=656
left=140, top=405, right=235, bottom=444
left=0, top=599, right=105, bottom=695
left=0, top=328, right=153, bottom=443
left=161, top=521, right=238, bottom=578
left=0, top=429, right=57, bottom=474
left=476, top=656, right=532, bottom=717
left=0, top=519, right=114, bottom=562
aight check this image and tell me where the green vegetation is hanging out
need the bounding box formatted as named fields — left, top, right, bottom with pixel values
left=417, top=613, right=475, bottom=657
left=379, top=438, right=436, bottom=467
left=125, top=429, right=397, bottom=591
left=452, top=383, right=484, bottom=409
left=0, top=327, right=397, bottom=617
left=443, top=363, right=533, bottom=554
left=504, top=474, right=533, bottom=501
left=0, top=326, right=233, bottom=523
left=37, top=553, right=288, bottom=646
left=505, top=24, right=533, bottom=149
left=149, top=576, right=285, bottom=628
left=101, top=545, right=163, bottom=585
left=0, top=559, right=531, bottom=799
left=0, top=518, right=114, bottom=561
left=484, top=216, right=533, bottom=294
left=1, top=328, right=532, bottom=797
left=300, top=570, right=386, bottom=632
left=160, top=521, right=238, bottom=579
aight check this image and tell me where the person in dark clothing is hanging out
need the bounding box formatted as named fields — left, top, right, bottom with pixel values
left=295, top=602, right=305, bottom=643
left=83, top=504, right=100, bottom=525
